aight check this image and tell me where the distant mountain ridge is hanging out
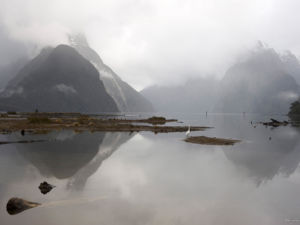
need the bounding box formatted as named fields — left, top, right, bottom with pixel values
left=141, top=77, right=218, bottom=113
left=142, top=44, right=300, bottom=114
left=0, top=45, right=118, bottom=113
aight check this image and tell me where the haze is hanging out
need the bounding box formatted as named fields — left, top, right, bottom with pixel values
left=1, top=0, right=300, bottom=90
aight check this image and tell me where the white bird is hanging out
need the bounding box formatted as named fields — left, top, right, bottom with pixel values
left=185, top=126, right=191, bottom=137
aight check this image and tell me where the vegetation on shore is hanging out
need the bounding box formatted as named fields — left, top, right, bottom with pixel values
left=27, top=116, right=52, bottom=124
left=288, top=100, right=300, bottom=115
left=0, top=112, right=209, bottom=134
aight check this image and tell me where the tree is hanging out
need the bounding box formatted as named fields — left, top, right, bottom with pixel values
left=289, top=100, right=300, bottom=115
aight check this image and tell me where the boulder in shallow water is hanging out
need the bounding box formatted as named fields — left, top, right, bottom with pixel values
left=6, top=197, right=41, bottom=215
left=39, top=181, right=55, bottom=194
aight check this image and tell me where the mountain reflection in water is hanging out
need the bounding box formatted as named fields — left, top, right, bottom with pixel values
left=16, top=131, right=134, bottom=188
left=223, top=126, right=300, bottom=185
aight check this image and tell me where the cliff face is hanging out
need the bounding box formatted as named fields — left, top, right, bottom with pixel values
left=0, top=57, right=28, bottom=92
left=69, top=34, right=154, bottom=112
left=0, top=45, right=118, bottom=113
left=282, top=51, right=300, bottom=86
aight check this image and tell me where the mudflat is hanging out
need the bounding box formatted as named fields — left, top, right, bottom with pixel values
left=185, top=136, right=240, bottom=145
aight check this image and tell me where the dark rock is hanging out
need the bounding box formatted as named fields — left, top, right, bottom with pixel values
left=6, top=197, right=40, bottom=215
left=261, top=119, right=289, bottom=127
left=270, top=118, right=280, bottom=123
left=39, top=181, right=55, bottom=194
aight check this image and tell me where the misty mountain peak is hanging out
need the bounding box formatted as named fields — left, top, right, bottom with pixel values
left=68, top=33, right=89, bottom=47
left=246, top=45, right=283, bottom=72
left=217, top=45, right=300, bottom=113
left=68, top=33, right=104, bottom=67
left=67, top=33, right=153, bottom=112
left=51, top=44, right=84, bottom=60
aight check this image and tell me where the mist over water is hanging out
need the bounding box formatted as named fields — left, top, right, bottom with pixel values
left=0, top=114, right=299, bottom=225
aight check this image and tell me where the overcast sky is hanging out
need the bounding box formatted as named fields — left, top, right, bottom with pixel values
left=1, top=0, right=300, bottom=90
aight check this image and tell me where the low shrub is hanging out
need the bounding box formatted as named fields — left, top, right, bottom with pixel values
left=148, top=116, right=166, bottom=121
left=28, top=116, right=52, bottom=124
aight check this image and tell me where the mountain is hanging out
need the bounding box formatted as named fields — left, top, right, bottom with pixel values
left=215, top=45, right=300, bottom=114
left=68, top=34, right=153, bottom=112
left=0, top=45, right=118, bottom=113
left=141, top=77, right=218, bottom=112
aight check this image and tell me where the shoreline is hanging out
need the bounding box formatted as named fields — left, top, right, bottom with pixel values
left=0, top=112, right=211, bottom=134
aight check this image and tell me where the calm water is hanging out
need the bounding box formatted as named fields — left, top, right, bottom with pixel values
left=0, top=113, right=300, bottom=225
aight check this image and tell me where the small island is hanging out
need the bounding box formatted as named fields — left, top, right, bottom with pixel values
left=185, top=136, right=240, bottom=145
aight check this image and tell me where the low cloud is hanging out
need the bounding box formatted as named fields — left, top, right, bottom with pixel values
left=1, top=0, right=300, bottom=90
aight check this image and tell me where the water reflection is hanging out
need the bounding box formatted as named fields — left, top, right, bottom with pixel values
left=67, top=132, right=135, bottom=190
left=224, top=126, right=300, bottom=184
left=15, top=131, right=106, bottom=179
left=178, top=113, right=300, bottom=184
left=0, top=114, right=300, bottom=225
left=0, top=131, right=135, bottom=193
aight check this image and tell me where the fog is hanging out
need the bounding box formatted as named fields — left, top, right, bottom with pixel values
left=1, top=0, right=300, bottom=90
